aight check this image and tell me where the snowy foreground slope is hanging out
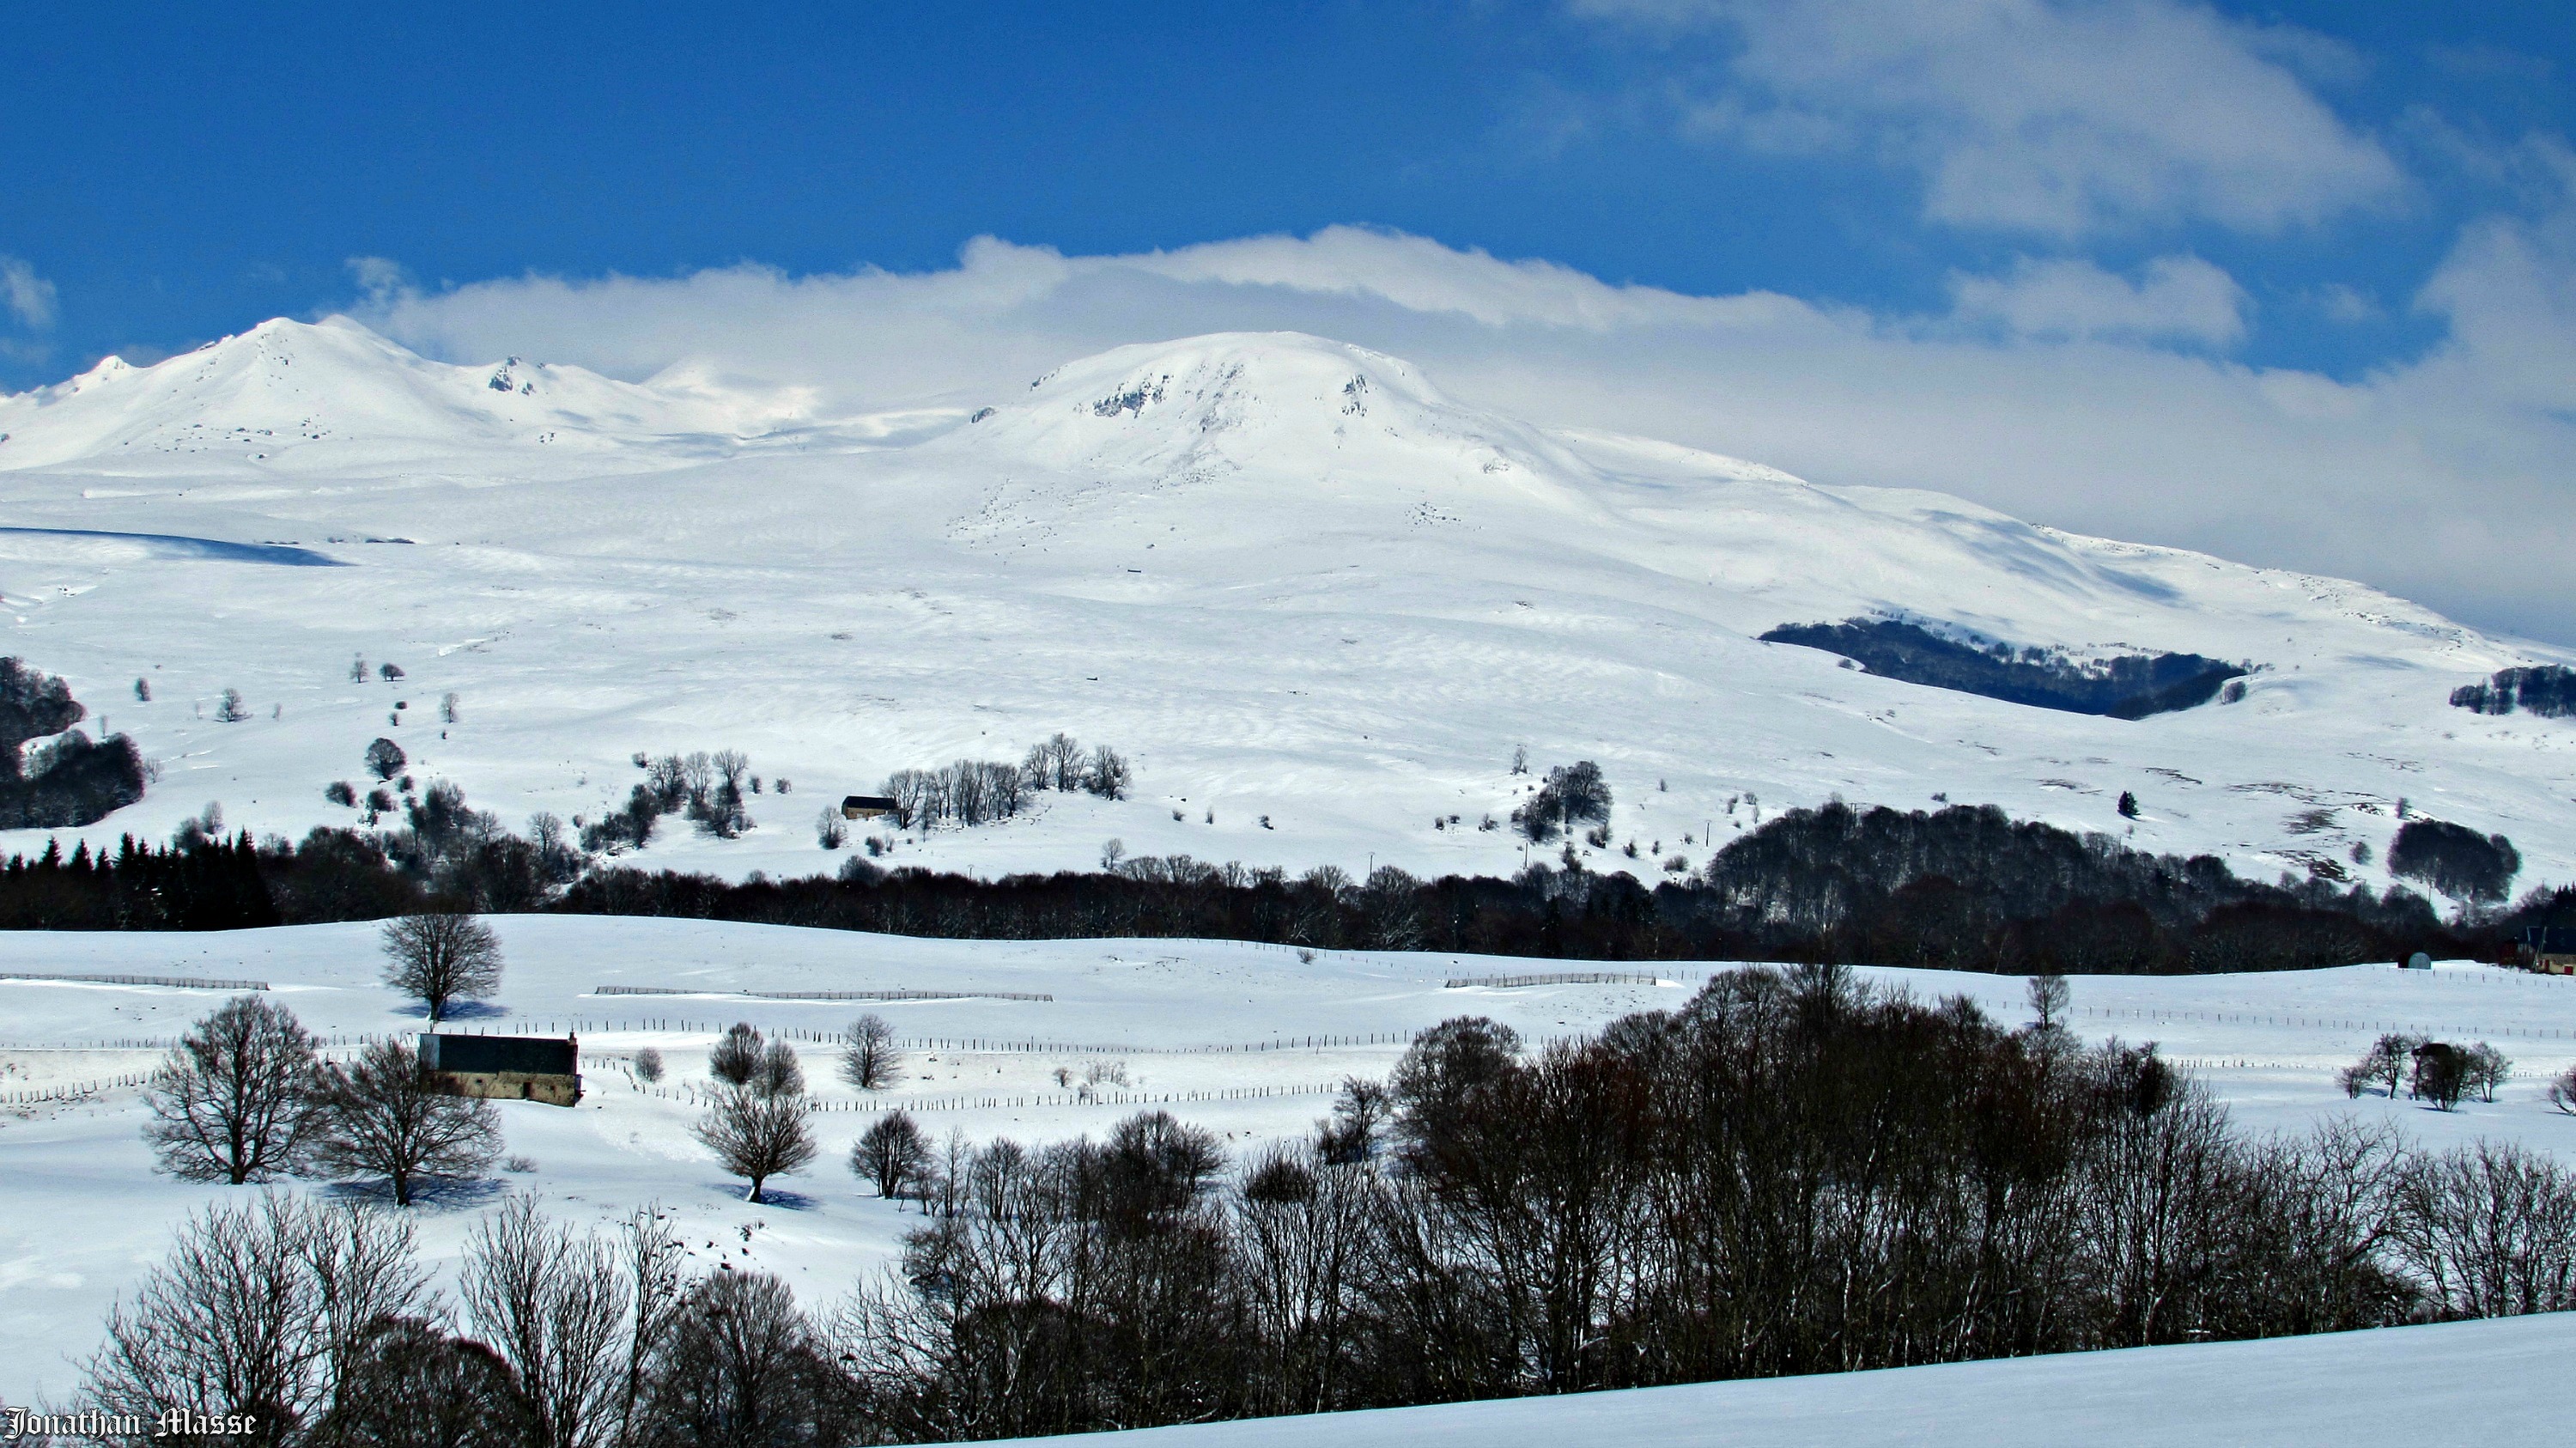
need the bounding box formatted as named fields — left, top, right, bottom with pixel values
left=978, top=1312, right=2573, bottom=1447
left=0, top=319, right=2569, bottom=885
left=5, top=916, right=2574, bottom=1405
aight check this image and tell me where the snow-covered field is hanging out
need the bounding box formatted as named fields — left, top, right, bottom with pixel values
left=4, top=914, right=2573, bottom=1405
left=0, top=319, right=2568, bottom=891
left=981, top=1311, right=2574, bottom=1446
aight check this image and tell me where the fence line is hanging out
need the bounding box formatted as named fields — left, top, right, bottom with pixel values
left=594, top=985, right=1053, bottom=1003
left=0, top=971, right=267, bottom=990
left=2073, top=1006, right=2573, bottom=1042
left=1445, top=971, right=1665, bottom=989
left=613, top=1077, right=1343, bottom=1114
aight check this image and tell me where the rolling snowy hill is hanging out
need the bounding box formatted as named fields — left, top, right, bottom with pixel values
left=0, top=317, right=2567, bottom=893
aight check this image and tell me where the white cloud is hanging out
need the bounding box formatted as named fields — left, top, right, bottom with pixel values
left=346, top=256, right=416, bottom=308
left=1947, top=254, right=2249, bottom=344
left=1, top=256, right=58, bottom=331
left=348, top=221, right=2576, bottom=645
left=1573, top=0, right=2405, bottom=237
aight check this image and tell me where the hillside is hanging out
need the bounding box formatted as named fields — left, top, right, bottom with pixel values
left=0, top=318, right=2567, bottom=897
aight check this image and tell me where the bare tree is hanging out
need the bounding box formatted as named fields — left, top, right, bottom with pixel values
left=694, top=1085, right=817, bottom=1203
left=313, top=1039, right=503, bottom=1205
left=816, top=806, right=848, bottom=849
left=2464, top=1042, right=2512, bottom=1104
left=440, top=691, right=460, bottom=724
left=1042, top=732, right=1086, bottom=791
left=316, top=1317, right=538, bottom=1446
left=463, top=1196, right=629, bottom=1448
left=142, top=995, right=326, bottom=1184
left=711, top=750, right=749, bottom=795
left=2551, top=1063, right=2576, bottom=1116
left=709, top=1022, right=764, bottom=1086
left=2390, top=1141, right=2576, bottom=1317
left=753, top=1039, right=805, bottom=1098
left=637, top=1271, right=853, bottom=1444
left=614, top=1208, right=689, bottom=1448
left=1084, top=744, right=1133, bottom=799
left=215, top=688, right=249, bottom=722
left=84, top=1195, right=431, bottom=1432
left=381, top=912, right=505, bottom=1024
left=2412, top=1043, right=2470, bottom=1110
left=853, top=1110, right=928, bottom=1198
left=366, top=736, right=408, bottom=781
left=633, top=1047, right=665, bottom=1084
left=840, top=1013, right=899, bottom=1092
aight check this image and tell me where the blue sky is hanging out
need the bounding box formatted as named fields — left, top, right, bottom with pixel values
left=5, top=2, right=2576, bottom=640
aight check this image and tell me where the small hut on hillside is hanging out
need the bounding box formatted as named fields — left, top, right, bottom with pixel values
left=419, top=1032, right=581, bottom=1106
left=841, top=794, right=900, bottom=821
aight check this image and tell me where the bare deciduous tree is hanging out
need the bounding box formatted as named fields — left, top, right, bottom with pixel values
left=753, top=1040, right=805, bottom=1099
left=142, top=995, right=326, bottom=1184
left=694, top=1085, right=817, bottom=1203
left=853, top=1110, right=928, bottom=1199
left=313, top=1039, right=503, bottom=1205
left=638, top=1271, right=854, bottom=1444
left=841, top=1013, right=898, bottom=1092
left=708, top=1022, right=763, bottom=1086
left=84, top=1195, right=432, bottom=1432
left=463, top=1195, right=629, bottom=1448
left=365, top=736, right=407, bottom=781
left=381, top=912, right=504, bottom=1024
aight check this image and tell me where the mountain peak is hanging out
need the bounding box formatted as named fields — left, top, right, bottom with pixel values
left=952, top=332, right=1595, bottom=504
left=0, top=315, right=816, bottom=476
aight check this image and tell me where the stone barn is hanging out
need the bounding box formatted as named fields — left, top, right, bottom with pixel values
left=841, top=794, right=901, bottom=821
left=419, top=1032, right=582, bottom=1106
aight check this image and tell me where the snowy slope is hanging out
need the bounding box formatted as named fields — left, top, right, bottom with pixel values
left=981, top=1312, right=2571, bottom=1446
left=0, top=319, right=2567, bottom=893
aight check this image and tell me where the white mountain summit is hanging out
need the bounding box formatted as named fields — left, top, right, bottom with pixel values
left=0, top=316, right=823, bottom=476
left=0, top=316, right=2565, bottom=889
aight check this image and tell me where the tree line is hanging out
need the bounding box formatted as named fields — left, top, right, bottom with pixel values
left=0, top=800, right=2566, bottom=974
left=71, top=970, right=2576, bottom=1445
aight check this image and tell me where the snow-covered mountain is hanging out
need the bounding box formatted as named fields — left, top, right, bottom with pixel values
left=0, top=316, right=835, bottom=477
left=0, top=317, right=2566, bottom=891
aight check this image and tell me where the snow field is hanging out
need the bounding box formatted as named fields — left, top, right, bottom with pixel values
left=977, top=1311, right=2574, bottom=1447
